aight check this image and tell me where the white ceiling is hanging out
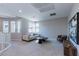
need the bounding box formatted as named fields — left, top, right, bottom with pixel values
left=31, top=3, right=55, bottom=12
left=0, top=3, right=73, bottom=21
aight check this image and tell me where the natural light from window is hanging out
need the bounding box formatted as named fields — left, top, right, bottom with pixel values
left=3, top=20, right=21, bottom=33
left=3, top=21, right=9, bottom=33
left=28, top=22, right=39, bottom=33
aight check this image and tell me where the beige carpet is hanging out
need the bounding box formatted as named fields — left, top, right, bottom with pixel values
left=1, top=39, right=64, bottom=56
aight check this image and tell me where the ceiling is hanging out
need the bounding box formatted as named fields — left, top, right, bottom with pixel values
left=0, top=3, right=73, bottom=21
left=31, top=3, right=55, bottom=12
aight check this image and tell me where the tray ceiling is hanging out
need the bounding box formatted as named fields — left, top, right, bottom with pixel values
left=0, top=3, right=73, bottom=21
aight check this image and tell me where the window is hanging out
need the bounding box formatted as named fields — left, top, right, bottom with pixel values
left=3, top=21, right=9, bottom=33
left=28, top=22, right=39, bottom=33
left=11, top=21, right=21, bottom=33
left=11, top=21, right=16, bottom=33
left=17, top=21, right=21, bottom=33
left=35, top=22, right=39, bottom=33
left=3, top=20, right=21, bottom=33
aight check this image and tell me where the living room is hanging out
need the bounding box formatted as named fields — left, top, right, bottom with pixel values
left=0, top=3, right=79, bottom=56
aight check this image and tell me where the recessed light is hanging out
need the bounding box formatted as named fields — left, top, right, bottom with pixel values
left=18, top=10, right=22, bottom=13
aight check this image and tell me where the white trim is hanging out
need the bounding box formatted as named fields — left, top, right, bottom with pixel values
left=0, top=43, right=11, bottom=55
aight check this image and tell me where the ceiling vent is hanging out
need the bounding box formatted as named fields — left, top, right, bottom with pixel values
left=50, top=13, right=56, bottom=16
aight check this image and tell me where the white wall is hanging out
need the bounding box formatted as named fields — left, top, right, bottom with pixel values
left=9, top=18, right=23, bottom=41
left=11, top=18, right=29, bottom=41
left=1, top=18, right=24, bottom=41
left=39, top=17, right=68, bottom=40
left=21, top=17, right=68, bottom=41
left=68, top=3, right=79, bottom=56
left=21, top=18, right=28, bottom=35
